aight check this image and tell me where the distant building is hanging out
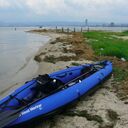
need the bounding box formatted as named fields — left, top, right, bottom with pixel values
left=110, top=22, right=115, bottom=27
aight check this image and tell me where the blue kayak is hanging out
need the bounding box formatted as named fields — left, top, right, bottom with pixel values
left=0, top=60, right=112, bottom=128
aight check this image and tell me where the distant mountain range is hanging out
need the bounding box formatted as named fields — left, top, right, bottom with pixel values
left=0, top=21, right=128, bottom=27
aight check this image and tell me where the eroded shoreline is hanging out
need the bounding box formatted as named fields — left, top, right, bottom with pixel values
left=32, top=31, right=94, bottom=75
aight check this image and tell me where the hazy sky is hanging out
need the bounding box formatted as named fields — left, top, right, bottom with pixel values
left=0, top=0, right=127, bottom=23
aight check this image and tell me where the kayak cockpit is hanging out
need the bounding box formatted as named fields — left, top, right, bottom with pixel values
left=0, top=75, right=64, bottom=111
left=0, top=61, right=107, bottom=111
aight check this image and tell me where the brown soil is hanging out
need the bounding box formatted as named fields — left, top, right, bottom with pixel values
left=68, top=33, right=95, bottom=60
left=52, top=32, right=95, bottom=61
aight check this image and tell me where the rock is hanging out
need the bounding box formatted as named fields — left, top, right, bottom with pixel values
left=121, top=58, right=126, bottom=62
left=100, top=48, right=104, bottom=51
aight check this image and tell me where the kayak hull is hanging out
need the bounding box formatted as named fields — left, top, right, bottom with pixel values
left=0, top=61, right=112, bottom=127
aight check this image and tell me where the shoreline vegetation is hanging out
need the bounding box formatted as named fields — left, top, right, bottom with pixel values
left=1, top=29, right=128, bottom=128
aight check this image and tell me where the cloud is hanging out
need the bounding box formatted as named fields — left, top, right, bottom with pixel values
left=25, top=0, right=69, bottom=15
left=0, top=0, right=10, bottom=8
left=24, top=0, right=128, bottom=21
left=0, top=0, right=128, bottom=22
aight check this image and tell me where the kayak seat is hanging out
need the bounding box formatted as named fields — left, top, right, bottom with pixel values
left=21, top=74, right=52, bottom=102
left=36, top=74, right=53, bottom=85
left=21, top=75, right=64, bottom=103
left=34, top=75, right=64, bottom=95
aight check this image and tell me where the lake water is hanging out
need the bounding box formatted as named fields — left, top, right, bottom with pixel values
left=0, top=27, right=50, bottom=94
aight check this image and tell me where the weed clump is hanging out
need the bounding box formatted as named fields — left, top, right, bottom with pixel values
left=43, top=55, right=56, bottom=64
left=71, top=62, right=80, bottom=66
left=113, top=67, right=128, bottom=81
left=34, top=55, right=42, bottom=62
left=107, top=109, right=119, bottom=122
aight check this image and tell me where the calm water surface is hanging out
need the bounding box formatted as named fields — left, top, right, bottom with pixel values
left=0, top=27, right=50, bottom=94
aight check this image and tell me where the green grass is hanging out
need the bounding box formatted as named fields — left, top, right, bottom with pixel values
left=121, top=30, right=128, bottom=36
left=83, top=31, right=128, bottom=60
left=71, top=62, right=80, bottom=66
